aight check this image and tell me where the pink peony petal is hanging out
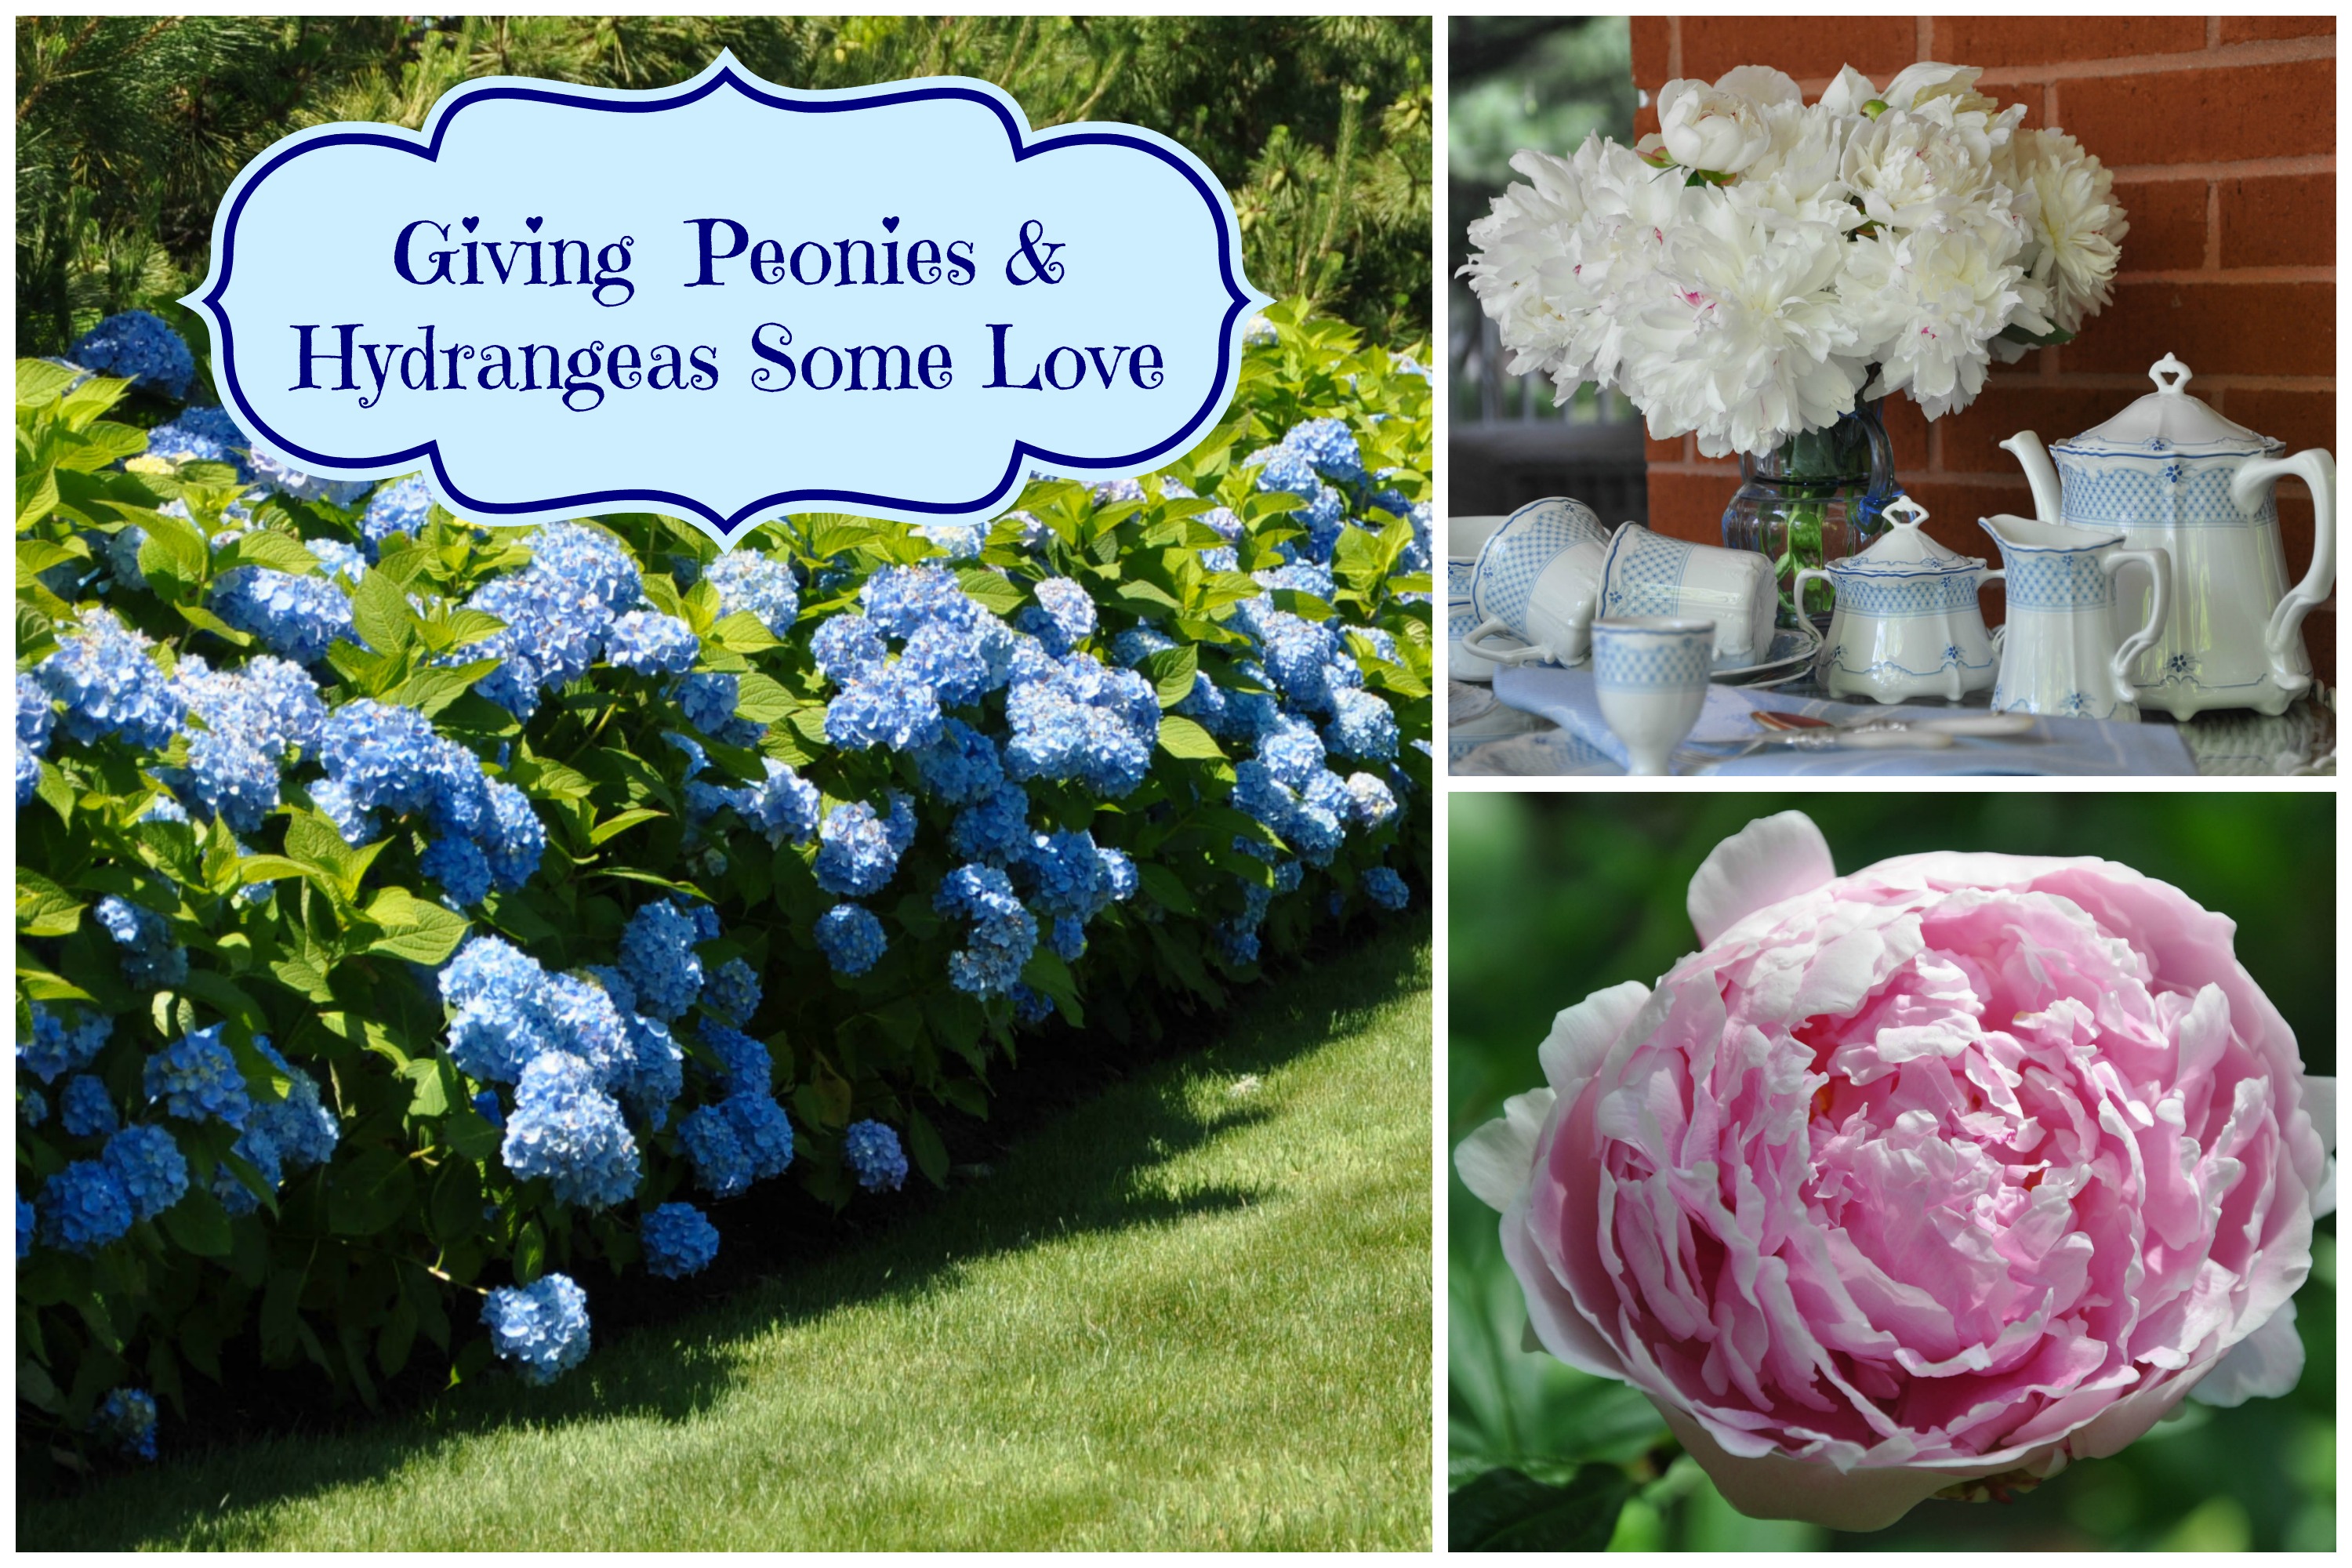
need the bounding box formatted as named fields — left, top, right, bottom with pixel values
left=1686, top=810, right=1835, bottom=945
left=1454, top=1087, right=1555, bottom=1212
left=2189, top=1297, right=2304, bottom=1407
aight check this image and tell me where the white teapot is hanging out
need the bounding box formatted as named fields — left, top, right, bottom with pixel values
left=2002, top=353, right=2334, bottom=718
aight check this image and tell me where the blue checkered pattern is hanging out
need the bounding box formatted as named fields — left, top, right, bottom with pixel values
left=1831, top=571, right=1985, bottom=618
left=1592, top=630, right=1711, bottom=691
left=2004, top=550, right=2113, bottom=612
left=1602, top=530, right=1692, bottom=618
left=1447, top=607, right=1479, bottom=641
left=1447, top=557, right=1476, bottom=597
left=1473, top=504, right=1606, bottom=627
left=2056, top=457, right=2277, bottom=530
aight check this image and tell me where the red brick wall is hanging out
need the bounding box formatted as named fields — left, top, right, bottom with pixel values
left=1628, top=17, right=2335, bottom=669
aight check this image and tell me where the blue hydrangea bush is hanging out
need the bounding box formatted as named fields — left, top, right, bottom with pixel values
left=14, top=300, right=1430, bottom=1461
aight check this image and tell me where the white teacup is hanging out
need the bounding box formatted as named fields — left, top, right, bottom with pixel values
left=1461, top=496, right=1611, bottom=667
left=1447, top=596, right=1524, bottom=682
left=1448, top=514, right=1511, bottom=559
left=1592, top=616, right=1715, bottom=776
left=1595, top=524, right=1777, bottom=666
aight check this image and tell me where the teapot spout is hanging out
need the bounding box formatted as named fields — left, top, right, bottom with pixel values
left=2000, top=432, right=2063, bottom=524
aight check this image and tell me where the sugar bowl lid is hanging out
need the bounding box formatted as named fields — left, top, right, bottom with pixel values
left=2054, top=354, right=2278, bottom=456
left=1838, top=496, right=1981, bottom=575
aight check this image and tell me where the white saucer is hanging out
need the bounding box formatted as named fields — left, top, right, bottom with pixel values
left=1711, top=622, right=1823, bottom=684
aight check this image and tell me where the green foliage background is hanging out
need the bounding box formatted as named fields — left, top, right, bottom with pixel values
left=1450, top=793, right=2336, bottom=1552
left=16, top=14, right=1432, bottom=361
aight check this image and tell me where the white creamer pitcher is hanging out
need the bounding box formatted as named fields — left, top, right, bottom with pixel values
left=1979, top=514, right=2170, bottom=723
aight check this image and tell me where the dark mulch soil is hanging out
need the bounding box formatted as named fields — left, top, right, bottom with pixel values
left=20, top=901, right=1427, bottom=1490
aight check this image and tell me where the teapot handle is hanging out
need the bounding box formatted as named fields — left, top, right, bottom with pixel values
left=2104, top=548, right=2171, bottom=706
left=1461, top=615, right=1560, bottom=667
left=2231, top=448, right=2336, bottom=697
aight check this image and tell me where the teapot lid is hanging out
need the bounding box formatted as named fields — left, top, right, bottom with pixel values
left=1838, top=496, right=1982, bottom=575
left=2054, top=354, right=2278, bottom=456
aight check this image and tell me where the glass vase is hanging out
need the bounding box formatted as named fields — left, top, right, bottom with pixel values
left=1719, top=399, right=1905, bottom=629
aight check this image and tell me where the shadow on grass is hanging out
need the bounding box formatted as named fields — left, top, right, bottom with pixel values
left=20, top=922, right=1432, bottom=1550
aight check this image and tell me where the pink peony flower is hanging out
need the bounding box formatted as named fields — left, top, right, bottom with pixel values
left=1457, top=811, right=2335, bottom=1532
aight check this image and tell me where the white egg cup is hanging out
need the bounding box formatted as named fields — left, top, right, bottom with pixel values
left=1592, top=617, right=1715, bottom=776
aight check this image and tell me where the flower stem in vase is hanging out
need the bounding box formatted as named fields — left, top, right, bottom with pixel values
left=1719, top=395, right=1904, bottom=630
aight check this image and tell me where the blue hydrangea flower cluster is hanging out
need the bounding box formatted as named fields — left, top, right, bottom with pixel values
left=641, top=1201, right=720, bottom=1279
left=60, top=1075, right=117, bottom=1138
left=308, top=537, right=368, bottom=584
left=815, top=794, right=914, bottom=898
left=93, top=1386, right=160, bottom=1461
left=167, top=653, right=327, bottom=832
left=35, top=608, right=186, bottom=751
left=677, top=671, right=759, bottom=746
left=67, top=311, right=194, bottom=399
left=95, top=894, right=188, bottom=990
left=315, top=700, right=543, bottom=899
left=16, top=673, right=54, bottom=804
left=1018, top=576, right=1096, bottom=655
left=209, top=565, right=359, bottom=666
left=22, top=1087, right=46, bottom=1126
left=19, top=1004, right=112, bottom=1083
left=361, top=474, right=434, bottom=554
left=142, top=1023, right=251, bottom=1126
left=502, top=1051, right=641, bottom=1210
left=702, top=957, right=761, bottom=1027
left=713, top=757, right=821, bottom=847
left=103, top=1124, right=190, bottom=1220
left=143, top=405, right=253, bottom=481
left=815, top=903, right=887, bottom=975
left=1362, top=866, right=1410, bottom=910
left=440, top=936, right=684, bottom=1126
left=935, top=863, right=1039, bottom=997
left=618, top=898, right=709, bottom=1020
left=671, top=1025, right=794, bottom=1199
left=38, top=1159, right=133, bottom=1254
left=704, top=549, right=800, bottom=635
left=844, top=1120, right=909, bottom=1192
left=1001, top=651, right=1158, bottom=797
left=463, top=521, right=644, bottom=720
left=605, top=610, right=700, bottom=676
left=481, top=1272, right=592, bottom=1385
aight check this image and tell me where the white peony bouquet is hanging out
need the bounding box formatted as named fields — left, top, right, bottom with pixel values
left=1463, top=62, right=2129, bottom=459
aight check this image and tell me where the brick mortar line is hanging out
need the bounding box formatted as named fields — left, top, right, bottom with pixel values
left=2109, top=156, right=2336, bottom=181
left=2114, top=267, right=2337, bottom=283
left=1975, top=37, right=2336, bottom=82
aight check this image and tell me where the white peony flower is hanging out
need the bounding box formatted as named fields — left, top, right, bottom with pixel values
left=1843, top=225, right=2050, bottom=418
left=1816, top=65, right=1881, bottom=118
left=1840, top=107, right=2020, bottom=248
left=1730, top=100, right=1857, bottom=227
left=2002, top=127, right=2131, bottom=338
left=1882, top=62, right=2023, bottom=162
left=1459, top=55, right=2126, bottom=444
left=1462, top=143, right=1599, bottom=381
left=1555, top=143, right=1697, bottom=390
left=1650, top=71, right=1787, bottom=174
left=1621, top=191, right=1867, bottom=456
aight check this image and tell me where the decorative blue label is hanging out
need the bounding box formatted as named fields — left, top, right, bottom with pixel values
left=183, top=53, right=1268, bottom=543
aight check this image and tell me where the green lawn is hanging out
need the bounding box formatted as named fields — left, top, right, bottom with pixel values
left=20, top=924, right=1434, bottom=1551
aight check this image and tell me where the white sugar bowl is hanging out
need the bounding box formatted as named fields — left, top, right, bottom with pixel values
left=1795, top=498, right=2003, bottom=705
